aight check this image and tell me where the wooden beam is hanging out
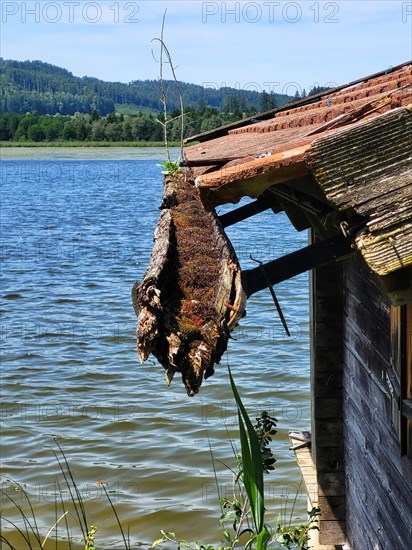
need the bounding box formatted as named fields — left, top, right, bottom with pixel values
left=218, top=192, right=281, bottom=228
left=269, top=184, right=327, bottom=217
left=242, top=233, right=354, bottom=297
left=218, top=177, right=330, bottom=229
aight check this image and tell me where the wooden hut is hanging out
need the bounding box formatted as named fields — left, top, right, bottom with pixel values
left=181, top=61, right=412, bottom=549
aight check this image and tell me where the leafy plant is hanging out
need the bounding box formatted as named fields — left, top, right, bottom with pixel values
left=253, top=411, right=277, bottom=474
left=157, top=159, right=180, bottom=175
left=274, top=507, right=320, bottom=550
left=153, top=368, right=319, bottom=550
left=84, top=525, right=97, bottom=550
left=228, top=367, right=270, bottom=549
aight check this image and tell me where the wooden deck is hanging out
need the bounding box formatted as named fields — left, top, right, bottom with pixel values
left=289, top=432, right=346, bottom=550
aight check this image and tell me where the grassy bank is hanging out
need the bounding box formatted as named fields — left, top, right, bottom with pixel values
left=0, top=141, right=182, bottom=148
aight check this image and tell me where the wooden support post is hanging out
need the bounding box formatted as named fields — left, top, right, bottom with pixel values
left=310, top=229, right=347, bottom=546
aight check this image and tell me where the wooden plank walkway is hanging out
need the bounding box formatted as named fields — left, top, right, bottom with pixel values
left=289, top=432, right=346, bottom=550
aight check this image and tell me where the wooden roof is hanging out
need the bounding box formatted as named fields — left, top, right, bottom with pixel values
left=183, top=62, right=412, bottom=278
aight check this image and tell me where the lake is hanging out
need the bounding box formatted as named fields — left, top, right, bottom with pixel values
left=0, top=148, right=310, bottom=549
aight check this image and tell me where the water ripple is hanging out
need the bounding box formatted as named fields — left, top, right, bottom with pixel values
left=1, top=151, right=310, bottom=548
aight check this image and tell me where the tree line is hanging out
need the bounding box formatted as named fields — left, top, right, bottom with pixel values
left=1, top=58, right=291, bottom=116
left=0, top=106, right=263, bottom=143
left=1, top=59, right=332, bottom=142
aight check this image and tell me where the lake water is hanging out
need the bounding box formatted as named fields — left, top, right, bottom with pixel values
left=0, top=148, right=311, bottom=549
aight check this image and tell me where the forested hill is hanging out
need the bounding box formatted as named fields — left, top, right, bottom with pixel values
left=0, top=58, right=293, bottom=116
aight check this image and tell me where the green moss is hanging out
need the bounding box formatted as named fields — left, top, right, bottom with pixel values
left=173, top=211, right=191, bottom=228
left=176, top=315, right=202, bottom=339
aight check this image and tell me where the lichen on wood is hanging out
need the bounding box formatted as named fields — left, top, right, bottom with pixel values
left=133, top=170, right=246, bottom=396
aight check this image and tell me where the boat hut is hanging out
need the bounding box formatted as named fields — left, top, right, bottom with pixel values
left=181, top=61, right=412, bottom=549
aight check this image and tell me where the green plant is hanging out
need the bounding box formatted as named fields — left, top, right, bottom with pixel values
left=153, top=368, right=319, bottom=550
left=84, top=525, right=97, bottom=550
left=157, top=159, right=180, bottom=175
left=228, top=367, right=270, bottom=549
left=274, top=507, right=320, bottom=550
left=253, top=411, right=277, bottom=474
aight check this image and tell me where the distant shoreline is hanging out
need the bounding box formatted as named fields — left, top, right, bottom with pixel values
left=0, top=141, right=183, bottom=148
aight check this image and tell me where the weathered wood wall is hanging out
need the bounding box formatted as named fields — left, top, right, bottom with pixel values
left=343, top=254, right=412, bottom=549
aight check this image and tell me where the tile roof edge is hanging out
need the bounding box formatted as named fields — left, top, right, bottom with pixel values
left=195, top=144, right=311, bottom=189
left=184, top=60, right=412, bottom=144
left=194, top=144, right=311, bottom=209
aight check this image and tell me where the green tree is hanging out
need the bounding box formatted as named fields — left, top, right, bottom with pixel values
left=90, top=119, right=106, bottom=141
left=223, top=95, right=246, bottom=114
left=62, top=121, right=77, bottom=140
left=105, top=121, right=123, bottom=141
left=27, top=123, right=45, bottom=141
left=14, top=114, right=39, bottom=140
left=260, top=91, right=277, bottom=112
left=0, top=113, right=23, bottom=140
left=122, top=116, right=134, bottom=141
left=307, top=85, right=332, bottom=97
left=41, top=115, right=65, bottom=140
left=200, top=114, right=224, bottom=132
left=131, top=116, right=154, bottom=141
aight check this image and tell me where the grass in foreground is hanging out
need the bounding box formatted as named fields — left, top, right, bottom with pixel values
left=0, top=439, right=131, bottom=550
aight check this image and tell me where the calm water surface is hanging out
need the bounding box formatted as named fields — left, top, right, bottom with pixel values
left=0, top=148, right=310, bottom=549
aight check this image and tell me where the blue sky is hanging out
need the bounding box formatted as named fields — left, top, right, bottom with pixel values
left=1, top=0, right=411, bottom=94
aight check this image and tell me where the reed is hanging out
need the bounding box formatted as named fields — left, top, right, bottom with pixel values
left=0, top=441, right=131, bottom=550
left=153, top=368, right=320, bottom=550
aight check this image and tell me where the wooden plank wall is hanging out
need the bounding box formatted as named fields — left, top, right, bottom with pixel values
left=311, top=245, right=346, bottom=546
left=343, top=254, right=412, bottom=549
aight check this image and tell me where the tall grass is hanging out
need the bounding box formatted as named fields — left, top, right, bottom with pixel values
left=0, top=440, right=131, bottom=550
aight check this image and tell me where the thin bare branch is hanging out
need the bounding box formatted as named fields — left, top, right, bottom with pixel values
left=151, top=9, right=185, bottom=161
left=151, top=9, right=170, bottom=162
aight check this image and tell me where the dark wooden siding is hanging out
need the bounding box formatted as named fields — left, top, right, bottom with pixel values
left=343, top=254, right=412, bottom=550
left=311, top=250, right=346, bottom=545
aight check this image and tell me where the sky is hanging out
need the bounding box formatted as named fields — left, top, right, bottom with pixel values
left=1, top=0, right=411, bottom=95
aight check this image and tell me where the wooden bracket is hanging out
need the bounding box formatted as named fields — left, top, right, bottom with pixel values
left=218, top=191, right=281, bottom=228
left=242, top=233, right=355, bottom=297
